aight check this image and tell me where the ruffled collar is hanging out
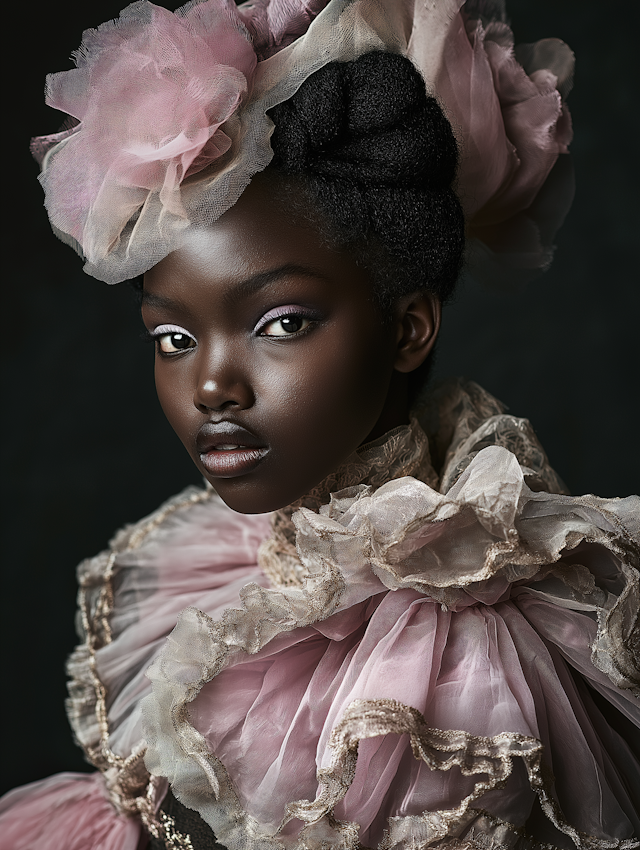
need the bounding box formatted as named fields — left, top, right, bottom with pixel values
left=62, top=376, right=638, bottom=850
left=258, top=416, right=437, bottom=587
left=258, top=377, right=568, bottom=589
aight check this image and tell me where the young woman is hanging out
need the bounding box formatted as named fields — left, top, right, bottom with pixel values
left=2, top=1, right=638, bottom=848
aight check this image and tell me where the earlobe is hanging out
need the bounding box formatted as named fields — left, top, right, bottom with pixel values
left=393, top=292, right=441, bottom=374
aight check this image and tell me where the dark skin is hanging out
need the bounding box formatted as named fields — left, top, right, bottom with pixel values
left=142, top=176, right=440, bottom=514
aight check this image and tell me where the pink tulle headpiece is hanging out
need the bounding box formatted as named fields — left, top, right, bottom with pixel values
left=32, top=0, right=574, bottom=285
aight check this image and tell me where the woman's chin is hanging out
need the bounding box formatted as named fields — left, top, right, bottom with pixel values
left=207, top=477, right=298, bottom=516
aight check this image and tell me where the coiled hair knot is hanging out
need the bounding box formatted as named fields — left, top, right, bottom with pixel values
left=268, top=51, right=465, bottom=308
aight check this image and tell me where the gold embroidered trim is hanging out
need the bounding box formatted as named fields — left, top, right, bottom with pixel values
left=145, top=670, right=639, bottom=850
left=144, top=793, right=195, bottom=850
left=283, top=698, right=544, bottom=841
left=289, top=699, right=638, bottom=850
left=416, top=379, right=568, bottom=497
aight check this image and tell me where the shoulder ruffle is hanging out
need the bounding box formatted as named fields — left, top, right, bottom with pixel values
left=66, top=485, right=216, bottom=769
left=65, top=483, right=271, bottom=838
left=295, top=445, right=639, bottom=688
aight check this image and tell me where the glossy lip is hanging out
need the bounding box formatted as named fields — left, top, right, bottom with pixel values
left=196, top=421, right=269, bottom=479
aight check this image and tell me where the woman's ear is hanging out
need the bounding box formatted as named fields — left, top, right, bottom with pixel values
left=393, top=292, right=441, bottom=374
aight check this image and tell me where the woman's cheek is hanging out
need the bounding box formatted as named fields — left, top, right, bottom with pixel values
left=155, top=364, right=195, bottom=443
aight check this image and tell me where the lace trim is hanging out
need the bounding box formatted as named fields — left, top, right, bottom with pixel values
left=299, top=699, right=639, bottom=850
left=284, top=699, right=544, bottom=842
left=289, top=451, right=639, bottom=696
left=144, top=654, right=638, bottom=850
left=258, top=378, right=570, bottom=591
left=417, top=379, right=568, bottom=496
left=389, top=809, right=639, bottom=850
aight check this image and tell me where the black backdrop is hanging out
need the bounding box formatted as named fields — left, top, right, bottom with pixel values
left=2, top=0, right=638, bottom=794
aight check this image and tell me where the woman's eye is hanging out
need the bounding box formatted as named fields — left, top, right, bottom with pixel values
left=260, top=314, right=311, bottom=337
left=152, top=325, right=196, bottom=354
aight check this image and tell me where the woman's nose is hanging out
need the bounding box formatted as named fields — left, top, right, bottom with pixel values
left=193, top=350, right=254, bottom=413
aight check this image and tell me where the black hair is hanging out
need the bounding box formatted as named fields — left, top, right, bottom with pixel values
left=266, top=50, right=465, bottom=313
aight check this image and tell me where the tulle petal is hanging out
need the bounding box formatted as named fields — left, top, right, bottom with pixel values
left=38, top=0, right=256, bottom=264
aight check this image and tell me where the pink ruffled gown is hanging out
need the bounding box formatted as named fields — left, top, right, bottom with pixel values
left=1, top=380, right=638, bottom=850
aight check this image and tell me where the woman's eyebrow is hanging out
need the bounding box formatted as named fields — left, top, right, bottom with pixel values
left=224, top=263, right=326, bottom=305
left=140, top=291, right=178, bottom=309
left=141, top=264, right=326, bottom=311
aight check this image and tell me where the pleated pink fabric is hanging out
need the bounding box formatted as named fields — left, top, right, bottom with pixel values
left=0, top=492, right=272, bottom=849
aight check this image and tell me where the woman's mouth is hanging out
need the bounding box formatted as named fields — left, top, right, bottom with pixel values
left=199, top=445, right=269, bottom=477
left=196, top=422, right=269, bottom=478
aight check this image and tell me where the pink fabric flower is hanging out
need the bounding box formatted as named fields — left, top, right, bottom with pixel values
left=237, top=0, right=329, bottom=59
left=37, top=0, right=257, bottom=264
left=418, top=9, right=574, bottom=282
left=454, top=17, right=573, bottom=225
left=31, top=0, right=575, bottom=285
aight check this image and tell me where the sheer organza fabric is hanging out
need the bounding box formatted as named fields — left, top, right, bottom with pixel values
left=1, top=380, right=637, bottom=850
left=0, top=773, right=142, bottom=850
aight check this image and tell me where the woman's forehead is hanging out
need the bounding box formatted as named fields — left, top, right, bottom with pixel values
left=145, top=177, right=369, bottom=298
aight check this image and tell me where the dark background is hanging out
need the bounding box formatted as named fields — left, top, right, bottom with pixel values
left=2, top=0, right=638, bottom=794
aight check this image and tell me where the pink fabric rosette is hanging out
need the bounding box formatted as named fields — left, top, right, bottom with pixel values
left=409, top=1, right=575, bottom=285
left=34, top=0, right=257, bottom=267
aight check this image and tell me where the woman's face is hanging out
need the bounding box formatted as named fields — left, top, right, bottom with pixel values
left=143, top=178, right=411, bottom=514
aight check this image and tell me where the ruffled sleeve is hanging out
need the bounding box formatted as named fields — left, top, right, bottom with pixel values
left=0, top=772, right=143, bottom=850
left=0, top=486, right=272, bottom=850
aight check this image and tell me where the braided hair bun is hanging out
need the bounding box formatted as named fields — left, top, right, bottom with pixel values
left=268, top=51, right=465, bottom=307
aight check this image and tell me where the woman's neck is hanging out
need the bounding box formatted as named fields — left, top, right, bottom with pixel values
left=362, top=372, right=410, bottom=444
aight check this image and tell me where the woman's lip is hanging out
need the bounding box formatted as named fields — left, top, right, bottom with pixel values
left=196, top=421, right=264, bottom=453
left=199, top=446, right=269, bottom=478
